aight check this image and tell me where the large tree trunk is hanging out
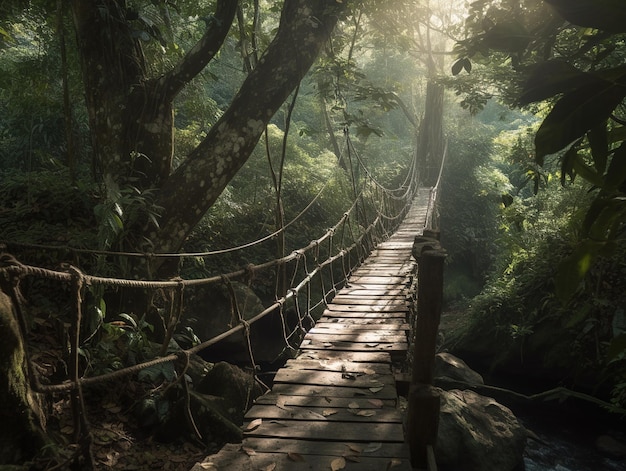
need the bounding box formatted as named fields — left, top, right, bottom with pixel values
left=71, top=1, right=346, bottom=277
left=417, top=80, right=445, bottom=186
left=0, top=289, right=47, bottom=464
left=144, top=1, right=347, bottom=273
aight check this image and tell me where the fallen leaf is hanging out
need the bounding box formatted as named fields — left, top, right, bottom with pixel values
left=197, top=463, right=217, bottom=470
left=288, top=452, right=305, bottom=462
left=241, top=446, right=256, bottom=456
left=344, top=454, right=361, bottom=463
left=269, top=420, right=288, bottom=427
left=348, top=402, right=359, bottom=409
left=365, top=343, right=379, bottom=347
left=330, top=457, right=346, bottom=470
left=322, top=409, right=338, bottom=417
left=276, top=397, right=287, bottom=410
left=260, top=464, right=276, bottom=471
left=323, top=342, right=333, bottom=347
left=245, top=418, right=262, bottom=432
left=387, top=458, right=403, bottom=469
left=60, top=425, right=74, bottom=434
left=363, top=442, right=382, bottom=453
left=324, top=396, right=333, bottom=403
left=362, top=368, right=376, bottom=375
left=369, top=386, right=384, bottom=393
left=368, top=399, right=384, bottom=408
left=347, top=444, right=363, bottom=453
left=356, top=410, right=376, bottom=417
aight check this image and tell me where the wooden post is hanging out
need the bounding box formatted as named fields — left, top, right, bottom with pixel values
left=407, top=237, right=446, bottom=469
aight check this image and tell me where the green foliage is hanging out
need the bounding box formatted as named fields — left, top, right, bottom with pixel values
left=454, top=0, right=626, bottom=295
left=85, top=313, right=157, bottom=376
left=449, top=0, right=626, bottom=406
left=0, top=169, right=97, bottom=253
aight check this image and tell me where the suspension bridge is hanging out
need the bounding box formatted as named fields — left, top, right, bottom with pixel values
left=0, top=139, right=445, bottom=470
left=192, top=188, right=432, bottom=471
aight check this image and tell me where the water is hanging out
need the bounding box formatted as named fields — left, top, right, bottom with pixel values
left=520, top=411, right=626, bottom=471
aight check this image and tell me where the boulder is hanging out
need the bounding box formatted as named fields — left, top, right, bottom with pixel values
left=436, top=388, right=526, bottom=471
left=434, top=352, right=484, bottom=385
left=184, top=282, right=296, bottom=365
left=154, top=362, right=263, bottom=445
left=595, top=434, right=626, bottom=459
left=197, top=361, right=263, bottom=423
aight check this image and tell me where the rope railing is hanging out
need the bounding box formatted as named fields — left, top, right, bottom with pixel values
left=0, top=141, right=420, bottom=465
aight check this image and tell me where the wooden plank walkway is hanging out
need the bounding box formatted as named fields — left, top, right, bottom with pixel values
left=191, top=188, right=431, bottom=471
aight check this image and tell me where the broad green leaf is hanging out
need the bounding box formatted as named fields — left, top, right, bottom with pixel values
left=483, top=21, right=531, bottom=53
left=535, top=79, right=626, bottom=162
left=519, top=61, right=596, bottom=105
left=607, top=334, right=626, bottom=363
left=555, top=241, right=602, bottom=302
left=587, top=200, right=623, bottom=240
left=560, top=144, right=580, bottom=185
left=572, top=153, right=604, bottom=187
left=607, top=125, right=626, bottom=145
left=451, top=59, right=465, bottom=76
left=564, top=303, right=591, bottom=328
left=605, top=141, right=626, bottom=191
left=545, top=0, right=626, bottom=33
left=588, top=124, right=609, bottom=173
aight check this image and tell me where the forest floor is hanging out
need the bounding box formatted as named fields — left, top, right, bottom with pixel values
left=27, top=315, right=221, bottom=471
left=38, top=386, right=213, bottom=470
left=24, top=361, right=223, bottom=471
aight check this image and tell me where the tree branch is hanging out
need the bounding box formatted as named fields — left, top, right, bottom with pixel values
left=160, top=0, right=238, bottom=101
left=150, top=0, right=347, bottom=260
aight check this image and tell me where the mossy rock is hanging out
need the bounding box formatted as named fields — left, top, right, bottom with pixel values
left=197, top=362, right=263, bottom=423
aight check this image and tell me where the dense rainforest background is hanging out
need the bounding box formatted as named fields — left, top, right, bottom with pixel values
left=0, top=0, right=625, bottom=469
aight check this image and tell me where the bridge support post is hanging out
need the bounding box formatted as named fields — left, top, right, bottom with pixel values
left=407, top=234, right=446, bottom=469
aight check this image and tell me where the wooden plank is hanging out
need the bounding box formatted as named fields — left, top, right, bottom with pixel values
left=295, top=350, right=391, bottom=363
left=314, top=318, right=408, bottom=327
left=253, top=393, right=396, bottom=409
left=242, top=437, right=409, bottom=458
left=283, top=358, right=392, bottom=375
left=339, top=288, right=407, bottom=296
left=195, top=445, right=412, bottom=471
left=352, top=269, right=412, bottom=276
left=245, top=404, right=403, bottom=423
left=323, top=306, right=408, bottom=315
left=349, top=276, right=408, bottom=284
left=329, top=299, right=407, bottom=308
left=270, top=382, right=398, bottom=400
left=304, top=331, right=407, bottom=344
left=273, top=369, right=393, bottom=388
left=243, top=419, right=406, bottom=442
left=301, top=339, right=407, bottom=354
left=308, top=326, right=407, bottom=336
left=314, top=323, right=409, bottom=332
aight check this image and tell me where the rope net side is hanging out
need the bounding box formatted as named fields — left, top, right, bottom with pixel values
left=0, top=133, right=423, bottom=464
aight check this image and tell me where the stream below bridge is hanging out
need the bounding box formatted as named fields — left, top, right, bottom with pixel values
left=519, top=405, right=625, bottom=471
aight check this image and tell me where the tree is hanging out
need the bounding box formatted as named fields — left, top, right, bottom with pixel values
left=448, top=0, right=626, bottom=410
left=452, top=0, right=626, bottom=298
left=65, top=0, right=350, bottom=279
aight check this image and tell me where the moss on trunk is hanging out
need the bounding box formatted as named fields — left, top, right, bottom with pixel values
left=0, top=290, right=47, bottom=465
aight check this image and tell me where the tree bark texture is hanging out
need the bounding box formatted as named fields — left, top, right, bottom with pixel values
left=0, top=290, right=47, bottom=464
left=417, top=80, right=444, bottom=187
